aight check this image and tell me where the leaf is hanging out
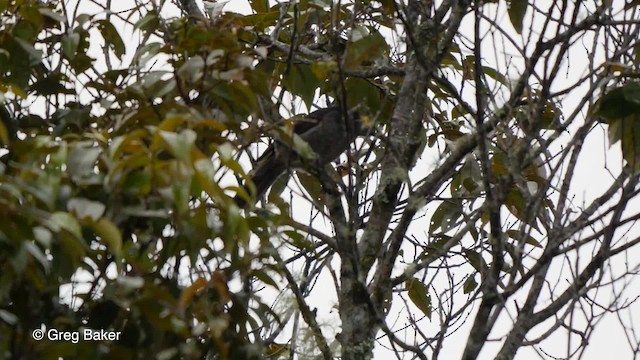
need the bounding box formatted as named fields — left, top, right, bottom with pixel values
left=311, top=59, right=337, bottom=81
left=134, top=42, right=162, bottom=68
left=617, top=114, right=640, bottom=171
left=29, top=73, right=74, bottom=96
left=296, top=172, right=325, bottom=208
left=596, top=82, right=640, bottom=121
left=48, top=212, right=86, bottom=262
left=252, top=269, right=280, bottom=290
left=48, top=212, right=82, bottom=239
left=406, top=278, right=432, bottom=319
left=420, top=235, right=452, bottom=259
left=464, top=249, right=486, bottom=274
left=159, top=129, right=197, bottom=160
left=463, top=275, right=478, bottom=294
left=177, top=56, right=205, bottom=83
left=250, top=0, right=269, bottom=13
left=92, top=218, right=122, bottom=256
left=0, top=120, right=9, bottom=145
left=345, top=78, right=382, bottom=113
left=24, top=242, right=50, bottom=272
left=179, top=277, right=208, bottom=308
left=117, top=275, right=145, bottom=290
left=134, top=10, right=159, bottom=31
left=267, top=172, right=290, bottom=201
left=62, top=32, right=80, bottom=60
left=483, top=66, right=508, bottom=86
left=194, top=158, right=225, bottom=200
left=507, top=0, right=528, bottom=34
left=67, top=198, right=106, bottom=221
left=13, top=36, right=43, bottom=65
left=67, top=144, right=101, bottom=179
left=290, top=133, right=317, bottom=162
left=344, top=28, right=388, bottom=69
left=38, top=7, right=66, bottom=23
left=429, top=199, right=463, bottom=234
left=506, top=229, right=542, bottom=248
left=504, top=187, right=539, bottom=230
left=96, top=19, right=126, bottom=59
left=284, top=64, right=318, bottom=108
left=0, top=310, right=17, bottom=325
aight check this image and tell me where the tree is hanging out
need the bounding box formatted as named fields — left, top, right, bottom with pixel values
left=2, top=0, right=640, bottom=359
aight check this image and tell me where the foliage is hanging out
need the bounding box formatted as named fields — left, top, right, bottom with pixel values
left=1, top=1, right=640, bottom=360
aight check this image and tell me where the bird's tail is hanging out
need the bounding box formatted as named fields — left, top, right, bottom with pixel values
left=234, top=157, right=286, bottom=208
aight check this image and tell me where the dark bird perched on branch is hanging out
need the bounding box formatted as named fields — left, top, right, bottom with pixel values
left=234, top=106, right=366, bottom=208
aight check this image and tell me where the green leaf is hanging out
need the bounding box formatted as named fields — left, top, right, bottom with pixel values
left=311, top=60, right=337, bottom=81
left=30, top=72, right=74, bottom=96
left=24, top=242, right=50, bottom=274
left=296, top=172, right=325, bottom=209
left=283, top=230, right=315, bottom=251
left=62, top=32, right=80, bottom=60
left=117, top=275, right=145, bottom=289
left=284, top=64, right=318, bottom=108
left=345, top=78, right=382, bottom=113
left=464, top=249, right=486, bottom=274
left=482, top=66, right=508, bottom=86
left=506, top=229, right=542, bottom=248
left=268, top=172, right=291, bottom=201
left=67, top=197, right=106, bottom=221
left=159, top=129, right=197, bottom=160
left=290, top=132, right=317, bottom=162
left=504, top=187, right=540, bottom=230
left=13, top=36, right=43, bottom=65
left=134, top=42, right=162, bottom=68
left=177, top=56, right=205, bottom=83
left=91, top=217, right=122, bottom=257
left=67, top=144, right=101, bottom=179
left=48, top=212, right=86, bottom=263
left=0, top=120, right=9, bottom=145
left=463, top=275, right=478, bottom=294
left=0, top=310, right=17, bottom=325
left=420, top=235, right=452, bottom=259
left=507, top=0, right=528, bottom=34
left=406, top=278, right=432, bottom=319
left=615, top=114, right=640, bottom=171
left=252, top=270, right=280, bottom=290
left=48, top=212, right=82, bottom=239
left=597, top=82, right=640, bottom=121
left=134, top=10, right=159, bottom=31
left=344, top=28, right=388, bottom=69
left=250, top=0, right=269, bottom=13
left=96, top=19, right=126, bottom=59
left=429, top=199, right=463, bottom=234
left=38, top=7, right=66, bottom=23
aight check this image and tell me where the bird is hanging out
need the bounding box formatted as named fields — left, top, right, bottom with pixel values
left=234, top=106, right=365, bottom=208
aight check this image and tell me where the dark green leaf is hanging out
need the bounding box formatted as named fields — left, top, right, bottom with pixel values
left=249, top=0, right=270, bottom=13
left=429, top=199, right=463, bottom=234
left=62, top=32, right=80, bottom=60
left=505, top=229, right=542, bottom=248
left=96, top=19, right=126, bottom=59
left=344, top=28, right=388, bottom=69
left=463, top=275, right=478, bottom=294
left=296, top=172, right=325, bottom=208
left=597, top=82, right=640, bottom=120
left=507, top=0, right=528, bottom=34
left=284, top=64, right=318, bottom=108
left=406, top=278, right=432, bottom=319
left=464, top=249, right=486, bottom=274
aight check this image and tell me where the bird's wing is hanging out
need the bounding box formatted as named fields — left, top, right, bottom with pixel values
left=291, top=107, right=341, bottom=135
